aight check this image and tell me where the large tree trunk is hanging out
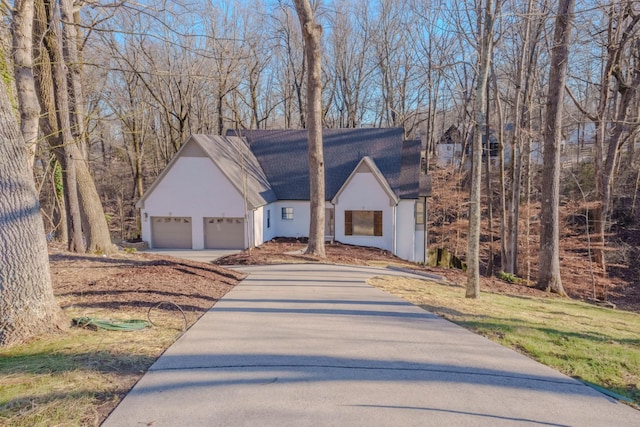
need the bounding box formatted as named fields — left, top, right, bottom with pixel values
left=76, top=155, right=117, bottom=253
left=467, top=0, right=497, bottom=298
left=11, top=0, right=40, bottom=168
left=41, top=0, right=84, bottom=253
left=293, top=0, right=326, bottom=258
left=538, top=0, right=575, bottom=295
left=36, top=0, right=115, bottom=254
left=0, top=76, right=65, bottom=347
left=59, top=0, right=88, bottom=159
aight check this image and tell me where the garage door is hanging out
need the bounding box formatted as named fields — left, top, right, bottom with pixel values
left=151, top=217, right=192, bottom=249
left=204, top=217, right=244, bottom=249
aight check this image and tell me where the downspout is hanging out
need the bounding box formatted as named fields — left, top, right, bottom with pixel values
left=423, top=196, right=428, bottom=264
left=392, top=202, right=397, bottom=256
left=331, top=202, right=336, bottom=243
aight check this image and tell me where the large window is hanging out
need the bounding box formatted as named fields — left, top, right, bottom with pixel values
left=281, top=207, right=294, bottom=220
left=345, top=210, right=382, bottom=236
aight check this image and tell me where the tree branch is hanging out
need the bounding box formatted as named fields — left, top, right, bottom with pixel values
left=565, top=86, right=597, bottom=121
left=1, top=0, right=13, bottom=13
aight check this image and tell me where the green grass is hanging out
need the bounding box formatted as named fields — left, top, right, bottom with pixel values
left=369, top=276, right=640, bottom=407
left=0, top=309, right=187, bottom=426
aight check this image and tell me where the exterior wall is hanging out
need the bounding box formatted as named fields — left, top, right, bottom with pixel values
left=436, top=143, right=462, bottom=167
left=333, top=172, right=395, bottom=252
left=395, top=199, right=416, bottom=261
left=271, top=200, right=311, bottom=238
left=140, top=157, right=245, bottom=249
left=262, top=204, right=277, bottom=242
left=252, top=208, right=264, bottom=247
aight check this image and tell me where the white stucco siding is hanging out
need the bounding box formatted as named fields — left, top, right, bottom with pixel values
left=271, top=201, right=311, bottom=238
left=140, top=157, right=245, bottom=249
left=334, top=172, right=395, bottom=252
left=395, top=200, right=416, bottom=261
left=252, top=208, right=264, bottom=247
left=262, top=204, right=277, bottom=242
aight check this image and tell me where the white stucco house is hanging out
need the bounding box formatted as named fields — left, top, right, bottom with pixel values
left=136, top=128, right=431, bottom=262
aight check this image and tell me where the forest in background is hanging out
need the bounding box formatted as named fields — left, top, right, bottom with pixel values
left=2, top=0, right=639, bottom=290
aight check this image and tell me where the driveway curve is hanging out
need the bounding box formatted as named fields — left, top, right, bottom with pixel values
left=103, top=264, right=639, bottom=426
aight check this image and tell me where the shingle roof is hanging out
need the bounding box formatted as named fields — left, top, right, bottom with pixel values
left=190, top=135, right=277, bottom=208
left=231, top=128, right=414, bottom=200
left=398, top=139, right=421, bottom=198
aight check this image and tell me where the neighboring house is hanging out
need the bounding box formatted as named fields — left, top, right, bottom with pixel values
left=137, top=128, right=431, bottom=262
left=436, top=125, right=464, bottom=167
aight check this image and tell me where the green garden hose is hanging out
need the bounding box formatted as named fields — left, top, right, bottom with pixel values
left=72, top=317, right=149, bottom=331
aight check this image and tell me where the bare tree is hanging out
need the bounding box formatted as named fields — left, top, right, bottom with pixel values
left=272, top=3, right=306, bottom=128
left=327, top=1, right=374, bottom=128
left=0, top=74, right=65, bottom=347
left=538, top=0, right=575, bottom=295
left=293, top=0, right=325, bottom=257
left=567, top=1, right=640, bottom=275
left=34, top=0, right=115, bottom=254
left=466, top=0, right=499, bottom=298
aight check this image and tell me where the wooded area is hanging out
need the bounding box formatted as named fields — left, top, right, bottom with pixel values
left=1, top=0, right=639, bottom=342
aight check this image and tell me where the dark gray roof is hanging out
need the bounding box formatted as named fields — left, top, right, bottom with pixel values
left=190, top=135, right=277, bottom=208
left=230, top=128, right=416, bottom=200
left=398, top=139, right=421, bottom=198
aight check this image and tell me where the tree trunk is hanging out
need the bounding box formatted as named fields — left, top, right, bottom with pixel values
left=75, top=154, right=117, bottom=253
left=293, top=0, right=326, bottom=258
left=492, top=66, right=507, bottom=272
left=0, top=76, right=65, bottom=347
left=11, top=0, right=40, bottom=168
left=538, top=0, right=575, bottom=295
left=59, top=0, right=88, bottom=159
left=40, top=0, right=84, bottom=253
left=467, top=0, right=497, bottom=298
left=593, top=35, right=640, bottom=275
left=484, top=73, right=494, bottom=277
left=37, top=0, right=115, bottom=254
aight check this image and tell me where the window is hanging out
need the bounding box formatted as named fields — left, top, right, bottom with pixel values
left=267, top=209, right=271, bottom=228
left=345, top=210, right=382, bottom=236
left=281, top=207, right=294, bottom=220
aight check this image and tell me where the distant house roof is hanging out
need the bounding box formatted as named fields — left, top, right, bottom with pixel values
left=230, top=128, right=415, bottom=200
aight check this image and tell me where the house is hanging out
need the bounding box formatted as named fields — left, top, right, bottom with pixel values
left=436, top=125, right=464, bottom=167
left=136, top=128, right=431, bottom=262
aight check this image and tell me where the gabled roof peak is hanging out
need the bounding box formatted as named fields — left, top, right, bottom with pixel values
left=331, top=156, right=399, bottom=205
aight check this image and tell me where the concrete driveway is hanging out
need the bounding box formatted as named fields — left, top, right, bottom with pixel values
left=103, top=264, right=640, bottom=426
left=142, top=249, right=240, bottom=264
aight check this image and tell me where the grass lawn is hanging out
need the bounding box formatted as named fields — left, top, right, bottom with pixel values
left=369, top=276, right=640, bottom=407
left=0, top=309, right=186, bottom=427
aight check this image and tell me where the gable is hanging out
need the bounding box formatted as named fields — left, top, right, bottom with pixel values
left=143, top=156, right=245, bottom=216
left=332, top=157, right=398, bottom=206
left=180, top=141, right=207, bottom=157
left=138, top=135, right=276, bottom=210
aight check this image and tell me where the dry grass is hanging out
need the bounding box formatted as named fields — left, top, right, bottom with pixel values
left=0, top=310, right=186, bottom=426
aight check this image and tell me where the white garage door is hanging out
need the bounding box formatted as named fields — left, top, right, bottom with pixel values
left=151, top=217, right=192, bottom=249
left=204, top=217, right=244, bottom=249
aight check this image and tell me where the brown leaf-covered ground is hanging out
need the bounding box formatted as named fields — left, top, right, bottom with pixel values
left=50, top=248, right=245, bottom=321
